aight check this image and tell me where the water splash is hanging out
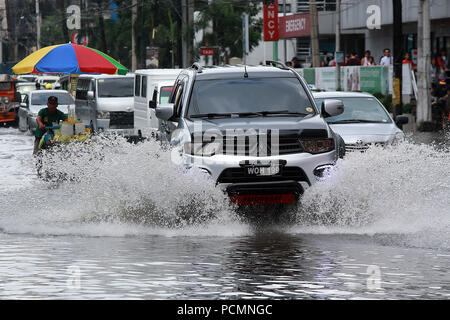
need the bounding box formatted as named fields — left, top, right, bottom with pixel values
left=292, top=138, right=450, bottom=249
left=0, top=135, right=245, bottom=236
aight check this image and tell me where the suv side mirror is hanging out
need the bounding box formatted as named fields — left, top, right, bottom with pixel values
left=395, top=115, right=409, bottom=127
left=156, top=103, right=175, bottom=121
left=149, top=100, right=157, bottom=109
left=321, top=99, right=344, bottom=118
left=87, top=91, right=94, bottom=99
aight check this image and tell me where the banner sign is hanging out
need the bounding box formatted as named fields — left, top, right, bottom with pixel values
left=263, top=0, right=279, bottom=41
left=279, top=13, right=310, bottom=39
left=200, top=48, right=215, bottom=56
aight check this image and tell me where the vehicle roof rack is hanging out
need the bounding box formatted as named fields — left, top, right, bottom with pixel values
left=265, top=60, right=289, bottom=70
left=191, top=62, right=203, bottom=73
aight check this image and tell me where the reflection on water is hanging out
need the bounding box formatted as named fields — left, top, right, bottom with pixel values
left=0, top=232, right=448, bottom=299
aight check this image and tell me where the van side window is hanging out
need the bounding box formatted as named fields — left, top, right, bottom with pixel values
left=91, top=80, right=96, bottom=95
left=76, top=79, right=89, bottom=100
left=135, top=75, right=141, bottom=97
left=141, top=76, right=147, bottom=98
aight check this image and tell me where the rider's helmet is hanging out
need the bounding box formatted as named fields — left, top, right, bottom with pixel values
left=45, top=83, right=52, bottom=89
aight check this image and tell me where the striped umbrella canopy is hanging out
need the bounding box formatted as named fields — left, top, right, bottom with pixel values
left=12, top=43, right=128, bottom=75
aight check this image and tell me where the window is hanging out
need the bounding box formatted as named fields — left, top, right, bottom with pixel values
left=31, top=92, right=75, bottom=105
left=278, top=3, right=291, bottom=13
left=187, top=77, right=314, bottom=117
left=159, top=86, right=173, bottom=104
left=141, top=76, right=147, bottom=98
left=135, top=75, right=141, bottom=97
left=75, top=79, right=91, bottom=100
left=170, top=79, right=185, bottom=118
left=98, top=78, right=134, bottom=98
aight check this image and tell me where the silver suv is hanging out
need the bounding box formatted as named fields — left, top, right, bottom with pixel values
left=156, top=63, right=345, bottom=204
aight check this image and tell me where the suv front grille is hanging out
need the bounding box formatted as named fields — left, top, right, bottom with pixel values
left=109, top=111, right=133, bottom=128
left=219, top=133, right=303, bottom=156
left=217, top=166, right=310, bottom=184
left=345, top=142, right=385, bottom=152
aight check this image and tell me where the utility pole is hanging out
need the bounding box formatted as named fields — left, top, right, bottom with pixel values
left=131, top=0, right=137, bottom=71
left=335, top=0, right=341, bottom=90
left=393, top=0, right=403, bottom=117
left=283, top=0, right=286, bottom=64
left=309, top=0, right=320, bottom=67
left=181, top=0, right=187, bottom=67
left=36, top=0, right=40, bottom=49
left=417, top=0, right=432, bottom=129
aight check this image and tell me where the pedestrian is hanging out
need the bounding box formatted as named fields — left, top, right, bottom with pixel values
left=361, top=50, right=372, bottom=66
left=367, top=56, right=376, bottom=66
left=328, top=55, right=335, bottom=66
left=380, top=48, right=393, bottom=65
left=346, top=52, right=360, bottom=66
left=402, top=52, right=416, bottom=71
left=33, top=96, right=67, bottom=155
left=285, top=61, right=293, bottom=67
left=436, top=48, right=449, bottom=73
left=291, top=56, right=301, bottom=68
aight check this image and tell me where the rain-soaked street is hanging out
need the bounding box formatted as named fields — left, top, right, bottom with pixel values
left=0, top=127, right=449, bottom=299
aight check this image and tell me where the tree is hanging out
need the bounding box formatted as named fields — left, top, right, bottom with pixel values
left=194, top=1, right=262, bottom=64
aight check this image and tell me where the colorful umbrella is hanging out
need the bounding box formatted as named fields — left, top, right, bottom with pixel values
left=12, top=43, right=128, bottom=75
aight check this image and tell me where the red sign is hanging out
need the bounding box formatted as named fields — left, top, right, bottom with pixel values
left=279, top=13, right=311, bottom=39
left=200, top=48, right=215, bottom=56
left=263, top=0, right=279, bottom=41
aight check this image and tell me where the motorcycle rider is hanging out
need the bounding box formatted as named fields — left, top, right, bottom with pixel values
left=33, top=96, right=67, bottom=155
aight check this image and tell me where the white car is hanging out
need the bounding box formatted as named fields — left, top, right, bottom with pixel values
left=312, top=91, right=408, bottom=151
left=17, top=90, right=75, bottom=133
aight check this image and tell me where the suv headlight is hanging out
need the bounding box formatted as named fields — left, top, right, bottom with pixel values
left=96, top=111, right=110, bottom=119
left=392, top=132, right=405, bottom=144
left=184, top=141, right=220, bottom=157
left=301, top=138, right=334, bottom=154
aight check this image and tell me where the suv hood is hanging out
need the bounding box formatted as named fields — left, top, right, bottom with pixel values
left=185, top=115, right=331, bottom=137
left=329, top=123, right=400, bottom=137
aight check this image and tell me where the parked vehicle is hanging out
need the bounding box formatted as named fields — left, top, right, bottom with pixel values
left=17, top=90, right=75, bottom=133
left=155, top=63, right=345, bottom=205
left=134, top=69, right=181, bottom=139
left=0, top=75, right=22, bottom=127
left=313, top=91, right=407, bottom=152
left=74, top=74, right=134, bottom=136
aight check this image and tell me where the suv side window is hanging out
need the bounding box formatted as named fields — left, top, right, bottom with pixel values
left=171, top=80, right=185, bottom=118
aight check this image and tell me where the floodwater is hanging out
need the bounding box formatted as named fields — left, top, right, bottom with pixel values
left=0, top=127, right=449, bottom=299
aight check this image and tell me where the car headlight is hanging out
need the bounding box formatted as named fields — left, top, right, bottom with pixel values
left=2, top=97, right=10, bottom=104
left=392, top=132, right=405, bottom=144
left=96, top=111, right=110, bottom=119
left=29, top=112, right=38, bottom=117
left=184, top=141, right=221, bottom=157
left=301, top=138, right=334, bottom=154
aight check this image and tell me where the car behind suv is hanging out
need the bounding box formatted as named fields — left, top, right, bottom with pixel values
left=155, top=63, right=345, bottom=205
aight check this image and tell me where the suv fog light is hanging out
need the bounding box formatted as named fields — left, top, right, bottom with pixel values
left=314, top=164, right=334, bottom=177
left=301, top=138, right=334, bottom=154
left=185, top=141, right=220, bottom=157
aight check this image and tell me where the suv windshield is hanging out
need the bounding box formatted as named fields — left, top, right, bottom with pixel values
left=315, top=97, right=392, bottom=123
left=98, top=78, right=133, bottom=98
left=31, top=92, right=74, bottom=105
left=187, top=78, right=315, bottom=117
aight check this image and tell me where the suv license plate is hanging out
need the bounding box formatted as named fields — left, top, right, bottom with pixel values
left=246, top=166, right=281, bottom=176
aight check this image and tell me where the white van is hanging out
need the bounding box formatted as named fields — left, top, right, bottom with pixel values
left=134, top=69, right=180, bottom=139
left=75, top=74, right=135, bottom=135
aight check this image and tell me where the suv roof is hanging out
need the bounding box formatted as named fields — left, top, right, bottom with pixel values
left=183, top=65, right=298, bottom=80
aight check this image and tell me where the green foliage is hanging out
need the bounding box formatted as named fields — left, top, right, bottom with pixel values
left=195, top=1, right=262, bottom=64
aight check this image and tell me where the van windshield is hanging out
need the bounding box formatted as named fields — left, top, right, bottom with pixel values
left=187, top=78, right=315, bottom=117
left=98, top=78, right=133, bottom=98
left=31, top=92, right=74, bottom=105
left=160, top=86, right=173, bottom=104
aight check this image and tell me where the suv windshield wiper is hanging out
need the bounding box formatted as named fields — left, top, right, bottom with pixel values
left=189, top=113, right=234, bottom=119
left=260, top=110, right=310, bottom=116
left=328, top=119, right=386, bottom=124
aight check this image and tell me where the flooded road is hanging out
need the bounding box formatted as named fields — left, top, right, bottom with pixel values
left=0, top=127, right=449, bottom=299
